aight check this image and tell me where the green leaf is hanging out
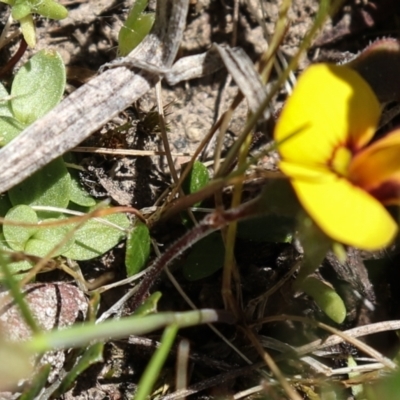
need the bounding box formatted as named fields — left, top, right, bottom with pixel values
left=2, top=206, right=72, bottom=257
left=183, top=232, right=225, bottom=281
left=0, top=84, right=25, bottom=146
left=68, top=173, right=96, bottom=208
left=11, top=0, right=68, bottom=20
left=300, top=276, right=347, bottom=324
left=19, top=14, right=36, bottom=48
left=118, top=0, right=154, bottom=56
left=182, top=161, right=210, bottom=199
left=134, top=292, right=161, bottom=316
left=8, top=157, right=71, bottom=208
left=125, top=221, right=150, bottom=276
left=11, top=49, right=65, bottom=125
left=3, top=205, right=38, bottom=251
left=25, top=218, right=74, bottom=257
left=19, top=365, right=51, bottom=400
left=63, top=153, right=96, bottom=207
left=365, top=369, right=400, bottom=399
left=33, top=0, right=68, bottom=20
left=62, top=212, right=129, bottom=260
left=0, top=232, right=33, bottom=278
left=347, top=356, right=364, bottom=398
left=11, top=0, right=31, bottom=19
left=0, top=116, right=25, bottom=146
left=181, top=161, right=210, bottom=218
left=0, top=83, right=13, bottom=117
left=9, top=1, right=67, bottom=48
left=69, top=176, right=96, bottom=207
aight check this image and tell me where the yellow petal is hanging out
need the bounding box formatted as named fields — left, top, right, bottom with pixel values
left=350, top=129, right=400, bottom=190
left=279, top=160, right=330, bottom=181
left=274, top=64, right=380, bottom=167
left=291, top=173, right=397, bottom=250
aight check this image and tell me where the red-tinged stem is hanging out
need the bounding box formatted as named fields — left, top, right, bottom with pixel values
left=0, top=38, right=27, bottom=78
left=131, top=198, right=261, bottom=310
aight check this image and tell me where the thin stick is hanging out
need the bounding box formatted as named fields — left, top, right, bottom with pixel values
left=73, top=146, right=192, bottom=157
left=257, top=315, right=397, bottom=370
left=155, top=81, right=179, bottom=184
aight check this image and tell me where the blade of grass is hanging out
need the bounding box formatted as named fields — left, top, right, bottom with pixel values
left=26, top=309, right=234, bottom=353
left=0, top=250, right=39, bottom=333
left=19, top=365, right=50, bottom=400
left=134, top=324, right=178, bottom=400
left=51, top=342, right=104, bottom=398
left=221, top=132, right=252, bottom=313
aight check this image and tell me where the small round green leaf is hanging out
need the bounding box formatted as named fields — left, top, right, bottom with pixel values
left=0, top=116, right=25, bottom=146
left=8, top=157, right=71, bottom=208
left=182, top=161, right=210, bottom=197
left=68, top=171, right=96, bottom=207
left=183, top=232, right=225, bottom=281
left=25, top=219, right=74, bottom=257
left=62, top=212, right=129, bottom=260
left=3, top=205, right=38, bottom=251
left=63, top=153, right=96, bottom=207
left=11, top=49, right=66, bottom=125
left=0, top=232, right=33, bottom=279
left=125, top=221, right=150, bottom=276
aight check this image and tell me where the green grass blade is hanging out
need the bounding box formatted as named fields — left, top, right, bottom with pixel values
left=134, top=324, right=178, bottom=400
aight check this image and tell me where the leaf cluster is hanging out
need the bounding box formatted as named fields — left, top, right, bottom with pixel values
left=1, top=0, right=68, bottom=47
left=0, top=50, right=131, bottom=276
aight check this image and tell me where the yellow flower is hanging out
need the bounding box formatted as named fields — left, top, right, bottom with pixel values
left=274, top=63, right=400, bottom=250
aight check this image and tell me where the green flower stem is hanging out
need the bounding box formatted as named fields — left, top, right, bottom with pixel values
left=294, top=209, right=332, bottom=284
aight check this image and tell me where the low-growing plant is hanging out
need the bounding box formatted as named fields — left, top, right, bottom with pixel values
left=0, top=50, right=145, bottom=279
left=0, top=0, right=68, bottom=47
